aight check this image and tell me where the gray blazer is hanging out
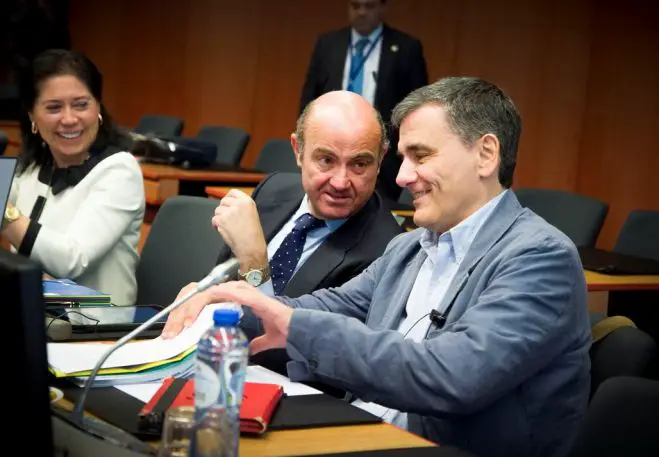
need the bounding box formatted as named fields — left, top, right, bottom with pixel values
left=246, top=190, right=592, bottom=457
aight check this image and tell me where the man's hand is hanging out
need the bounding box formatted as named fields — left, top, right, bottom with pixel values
left=206, top=281, right=293, bottom=354
left=212, top=190, right=268, bottom=272
left=161, top=282, right=219, bottom=338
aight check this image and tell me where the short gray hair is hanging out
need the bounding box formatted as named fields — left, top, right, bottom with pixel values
left=391, top=77, right=521, bottom=188
left=295, top=100, right=389, bottom=159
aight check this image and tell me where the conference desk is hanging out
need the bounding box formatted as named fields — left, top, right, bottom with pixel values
left=584, top=270, right=659, bottom=292
left=54, top=397, right=435, bottom=456
left=206, top=185, right=255, bottom=199
left=141, top=163, right=266, bottom=207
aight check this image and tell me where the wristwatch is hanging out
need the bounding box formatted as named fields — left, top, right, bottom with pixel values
left=2, top=204, right=21, bottom=229
left=238, top=264, right=271, bottom=287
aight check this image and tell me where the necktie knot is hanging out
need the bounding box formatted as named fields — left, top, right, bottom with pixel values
left=354, top=38, right=370, bottom=55
left=293, top=213, right=325, bottom=234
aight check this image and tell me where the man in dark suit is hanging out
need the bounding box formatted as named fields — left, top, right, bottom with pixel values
left=300, top=0, right=428, bottom=202
left=162, top=91, right=403, bottom=350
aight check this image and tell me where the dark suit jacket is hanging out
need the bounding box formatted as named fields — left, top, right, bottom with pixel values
left=217, top=172, right=403, bottom=379
left=299, top=24, right=428, bottom=201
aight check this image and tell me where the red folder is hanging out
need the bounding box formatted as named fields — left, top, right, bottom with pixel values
left=140, top=377, right=284, bottom=435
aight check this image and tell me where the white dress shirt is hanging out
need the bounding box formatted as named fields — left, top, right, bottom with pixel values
left=353, top=190, right=508, bottom=428
left=342, top=24, right=383, bottom=106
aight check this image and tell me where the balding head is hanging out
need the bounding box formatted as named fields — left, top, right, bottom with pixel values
left=295, top=91, right=388, bottom=160
left=290, top=91, right=387, bottom=220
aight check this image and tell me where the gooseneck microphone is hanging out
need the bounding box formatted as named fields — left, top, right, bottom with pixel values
left=65, top=258, right=240, bottom=453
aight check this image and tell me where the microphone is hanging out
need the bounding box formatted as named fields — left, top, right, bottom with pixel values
left=429, top=309, right=446, bottom=328
left=64, top=258, right=240, bottom=454
left=195, top=258, right=241, bottom=292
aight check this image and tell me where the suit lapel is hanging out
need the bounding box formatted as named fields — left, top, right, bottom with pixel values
left=374, top=25, right=396, bottom=110
left=283, top=239, right=346, bottom=297
left=328, top=29, right=351, bottom=91
left=257, top=195, right=301, bottom=243
left=435, top=191, right=524, bottom=319
left=378, top=247, right=427, bottom=330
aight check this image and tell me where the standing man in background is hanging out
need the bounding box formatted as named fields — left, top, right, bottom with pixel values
left=300, top=0, right=428, bottom=203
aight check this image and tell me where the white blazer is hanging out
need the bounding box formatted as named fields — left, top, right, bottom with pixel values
left=10, top=151, right=145, bottom=305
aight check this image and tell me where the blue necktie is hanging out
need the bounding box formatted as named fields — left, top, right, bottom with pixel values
left=348, top=38, right=370, bottom=95
left=271, top=213, right=325, bottom=295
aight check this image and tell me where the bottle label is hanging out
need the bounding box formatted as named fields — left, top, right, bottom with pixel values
left=194, top=350, right=248, bottom=409
left=195, top=360, right=221, bottom=409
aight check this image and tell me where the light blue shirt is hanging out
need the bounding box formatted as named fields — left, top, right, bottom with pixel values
left=353, top=190, right=509, bottom=427
left=258, top=195, right=346, bottom=296
left=342, top=24, right=383, bottom=106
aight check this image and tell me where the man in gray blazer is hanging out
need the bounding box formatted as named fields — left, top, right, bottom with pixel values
left=199, top=77, right=592, bottom=457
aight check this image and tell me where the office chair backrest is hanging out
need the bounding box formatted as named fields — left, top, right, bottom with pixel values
left=589, top=324, right=656, bottom=400
left=614, top=210, right=659, bottom=261
left=515, top=188, right=609, bottom=247
left=568, top=376, right=659, bottom=457
left=135, top=196, right=224, bottom=306
left=134, top=115, right=184, bottom=137
left=398, top=188, right=413, bottom=206
left=195, top=125, right=250, bottom=166
left=0, top=130, right=8, bottom=155
left=254, top=139, right=299, bottom=173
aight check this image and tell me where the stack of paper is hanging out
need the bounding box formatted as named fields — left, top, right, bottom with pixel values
left=43, top=279, right=112, bottom=306
left=47, top=304, right=225, bottom=387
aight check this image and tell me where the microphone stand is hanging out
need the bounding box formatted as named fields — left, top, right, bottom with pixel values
left=61, top=259, right=240, bottom=455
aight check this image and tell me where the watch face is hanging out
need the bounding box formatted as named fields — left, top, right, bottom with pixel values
left=5, top=206, right=20, bottom=221
left=246, top=270, right=264, bottom=286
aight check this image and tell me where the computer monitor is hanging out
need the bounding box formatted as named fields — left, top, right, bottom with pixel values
left=0, top=156, right=17, bottom=215
left=0, top=249, right=53, bottom=456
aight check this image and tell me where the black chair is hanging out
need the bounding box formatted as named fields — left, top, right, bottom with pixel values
left=195, top=125, right=250, bottom=166
left=398, top=188, right=413, bottom=206
left=589, top=324, right=656, bottom=399
left=515, top=188, right=609, bottom=247
left=0, top=130, right=7, bottom=155
left=135, top=196, right=224, bottom=306
left=569, top=376, right=659, bottom=457
left=134, top=115, right=184, bottom=137
left=254, top=139, right=299, bottom=173
left=614, top=210, right=659, bottom=261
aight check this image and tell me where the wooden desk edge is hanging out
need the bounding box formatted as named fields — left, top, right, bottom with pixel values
left=587, top=282, right=659, bottom=292
left=140, top=163, right=266, bottom=182
left=205, top=185, right=256, bottom=199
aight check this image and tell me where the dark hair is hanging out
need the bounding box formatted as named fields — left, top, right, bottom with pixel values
left=391, top=76, right=521, bottom=188
left=17, top=49, right=132, bottom=173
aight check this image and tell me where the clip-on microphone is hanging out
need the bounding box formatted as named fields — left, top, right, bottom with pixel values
left=429, top=309, right=447, bottom=328
left=58, top=258, right=241, bottom=455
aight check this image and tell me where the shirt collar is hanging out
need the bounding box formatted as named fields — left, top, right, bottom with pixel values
left=351, top=23, right=383, bottom=45
left=296, top=195, right=347, bottom=233
left=36, top=141, right=119, bottom=195
left=420, top=190, right=509, bottom=264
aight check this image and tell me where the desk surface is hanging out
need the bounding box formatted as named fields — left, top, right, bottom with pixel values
left=140, top=163, right=266, bottom=183
left=54, top=397, right=434, bottom=456
left=240, top=422, right=434, bottom=456
left=584, top=270, right=659, bottom=292
left=206, top=185, right=256, bottom=199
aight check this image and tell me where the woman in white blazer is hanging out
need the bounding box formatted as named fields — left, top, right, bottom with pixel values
left=1, top=49, right=145, bottom=306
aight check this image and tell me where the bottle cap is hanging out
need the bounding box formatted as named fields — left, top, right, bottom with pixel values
left=212, top=309, right=240, bottom=326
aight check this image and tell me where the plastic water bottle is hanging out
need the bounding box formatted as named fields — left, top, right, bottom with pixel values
left=192, top=308, right=248, bottom=457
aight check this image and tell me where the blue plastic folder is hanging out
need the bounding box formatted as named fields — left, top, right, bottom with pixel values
left=43, top=279, right=112, bottom=306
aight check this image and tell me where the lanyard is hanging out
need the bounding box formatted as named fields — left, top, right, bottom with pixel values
left=348, top=29, right=383, bottom=84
